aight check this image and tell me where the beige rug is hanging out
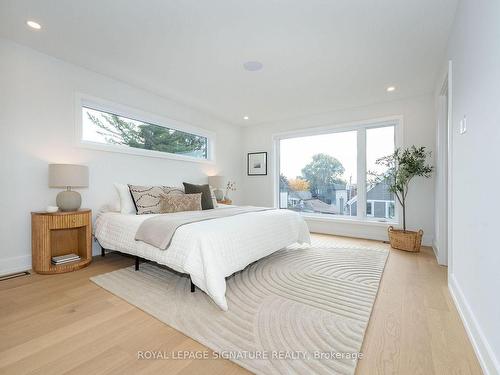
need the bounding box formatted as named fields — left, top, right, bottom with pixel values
left=91, top=240, right=388, bottom=375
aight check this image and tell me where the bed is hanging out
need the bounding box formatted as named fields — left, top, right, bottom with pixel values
left=94, top=205, right=310, bottom=310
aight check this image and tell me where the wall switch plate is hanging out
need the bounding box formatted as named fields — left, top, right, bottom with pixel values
left=459, top=116, right=467, bottom=134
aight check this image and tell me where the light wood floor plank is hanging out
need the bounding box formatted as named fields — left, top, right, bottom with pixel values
left=5, top=310, right=149, bottom=375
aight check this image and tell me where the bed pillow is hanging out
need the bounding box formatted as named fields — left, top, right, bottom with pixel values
left=159, top=193, right=202, bottom=213
left=114, top=183, right=136, bottom=214
left=129, top=185, right=184, bottom=215
left=182, top=182, right=214, bottom=210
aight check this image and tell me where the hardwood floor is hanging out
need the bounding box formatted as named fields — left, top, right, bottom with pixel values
left=0, top=234, right=482, bottom=375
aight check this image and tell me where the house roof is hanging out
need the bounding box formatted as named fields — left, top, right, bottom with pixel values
left=346, top=181, right=394, bottom=205
left=303, top=199, right=336, bottom=214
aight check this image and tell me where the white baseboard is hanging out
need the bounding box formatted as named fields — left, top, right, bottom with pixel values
left=0, top=254, right=31, bottom=276
left=432, top=239, right=439, bottom=258
left=432, top=239, right=449, bottom=266
left=431, top=239, right=442, bottom=264
left=0, top=241, right=102, bottom=277
left=449, top=273, right=500, bottom=375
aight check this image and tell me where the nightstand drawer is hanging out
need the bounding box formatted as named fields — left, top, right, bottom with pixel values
left=48, top=213, right=89, bottom=229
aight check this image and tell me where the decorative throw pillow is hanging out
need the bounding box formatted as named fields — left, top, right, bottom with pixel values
left=182, top=182, right=214, bottom=210
left=128, top=185, right=184, bottom=214
left=159, top=193, right=202, bottom=213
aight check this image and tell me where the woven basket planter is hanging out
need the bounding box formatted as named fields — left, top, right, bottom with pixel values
left=388, top=226, right=423, bottom=252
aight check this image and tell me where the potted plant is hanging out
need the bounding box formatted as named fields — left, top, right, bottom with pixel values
left=373, top=146, right=433, bottom=252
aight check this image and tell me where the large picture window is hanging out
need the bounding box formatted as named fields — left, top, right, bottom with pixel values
left=279, top=131, right=357, bottom=217
left=277, top=120, right=398, bottom=222
left=78, top=96, right=213, bottom=162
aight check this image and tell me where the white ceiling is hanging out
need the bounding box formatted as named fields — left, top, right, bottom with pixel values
left=0, top=0, right=458, bottom=126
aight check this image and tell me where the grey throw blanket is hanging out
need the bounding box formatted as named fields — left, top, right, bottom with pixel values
left=135, top=206, right=273, bottom=249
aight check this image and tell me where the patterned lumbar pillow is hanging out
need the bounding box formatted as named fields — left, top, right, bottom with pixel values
left=182, top=183, right=214, bottom=210
left=128, top=185, right=184, bottom=214
left=159, top=193, right=202, bottom=213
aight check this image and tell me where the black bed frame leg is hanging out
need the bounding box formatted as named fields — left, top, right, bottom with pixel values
left=190, top=279, right=195, bottom=293
left=101, top=247, right=105, bottom=257
left=135, top=256, right=140, bottom=271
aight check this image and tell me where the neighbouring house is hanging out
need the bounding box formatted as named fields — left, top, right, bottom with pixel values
left=288, top=190, right=312, bottom=208
left=346, top=181, right=395, bottom=219
left=282, top=182, right=358, bottom=215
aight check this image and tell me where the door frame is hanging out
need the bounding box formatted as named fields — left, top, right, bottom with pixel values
left=446, top=60, right=453, bottom=273
left=434, top=60, right=453, bottom=267
left=435, top=60, right=453, bottom=268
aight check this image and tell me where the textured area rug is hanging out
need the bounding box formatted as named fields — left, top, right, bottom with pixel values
left=91, top=240, right=388, bottom=375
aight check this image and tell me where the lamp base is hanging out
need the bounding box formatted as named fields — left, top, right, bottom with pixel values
left=56, top=190, right=82, bottom=212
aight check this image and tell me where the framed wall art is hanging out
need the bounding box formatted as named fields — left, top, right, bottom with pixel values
left=247, top=152, right=267, bottom=176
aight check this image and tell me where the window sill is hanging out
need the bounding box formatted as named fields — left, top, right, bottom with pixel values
left=78, top=141, right=215, bottom=164
left=299, top=213, right=398, bottom=227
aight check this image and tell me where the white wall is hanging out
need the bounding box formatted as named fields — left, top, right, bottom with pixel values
left=444, top=1, right=500, bottom=374
left=241, top=95, right=436, bottom=245
left=0, top=38, right=243, bottom=275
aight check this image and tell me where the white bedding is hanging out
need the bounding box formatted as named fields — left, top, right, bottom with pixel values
left=94, top=206, right=310, bottom=310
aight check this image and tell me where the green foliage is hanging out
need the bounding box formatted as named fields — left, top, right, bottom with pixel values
left=373, top=146, right=433, bottom=230
left=301, top=153, right=346, bottom=196
left=87, top=112, right=207, bottom=157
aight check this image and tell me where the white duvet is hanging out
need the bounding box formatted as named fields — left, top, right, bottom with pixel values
left=94, top=207, right=310, bottom=310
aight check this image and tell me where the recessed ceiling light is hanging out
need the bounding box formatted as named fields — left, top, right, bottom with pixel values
left=386, top=86, right=396, bottom=92
left=243, top=116, right=249, bottom=120
left=26, top=20, right=41, bottom=30
left=243, top=61, right=263, bottom=72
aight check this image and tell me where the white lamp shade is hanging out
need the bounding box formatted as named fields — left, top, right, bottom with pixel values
left=208, top=175, right=226, bottom=188
left=49, top=164, right=89, bottom=188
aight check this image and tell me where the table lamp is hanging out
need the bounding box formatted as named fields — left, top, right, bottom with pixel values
left=49, top=164, right=89, bottom=211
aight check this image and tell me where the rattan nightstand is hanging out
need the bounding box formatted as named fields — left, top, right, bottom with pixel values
left=31, top=209, right=92, bottom=274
